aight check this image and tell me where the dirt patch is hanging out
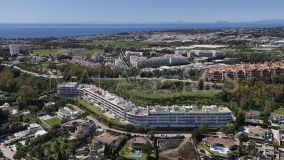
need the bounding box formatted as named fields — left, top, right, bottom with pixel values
left=159, top=137, right=199, bottom=160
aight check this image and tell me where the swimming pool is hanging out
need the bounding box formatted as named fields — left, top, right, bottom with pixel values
left=211, top=146, right=228, bottom=154
left=130, top=151, right=141, bottom=157
left=14, top=131, right=24, bottom=138
left=38, top=115, right=52, bottom=121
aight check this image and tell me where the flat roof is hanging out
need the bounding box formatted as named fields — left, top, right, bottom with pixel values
left=83, top=85, right=231, bottom=116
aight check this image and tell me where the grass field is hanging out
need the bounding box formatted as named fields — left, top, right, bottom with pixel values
left=274, top=107, right=284, bottom=114
left=38, top=63, right=49, bottom=69
left=84, top=48, right=103, bottom=56
left=93, top=80, right=223, bottom=107
left=119, top=141, right=148, bottom=160
left=31, top=49, right=59, bottom=56
left=45, top=117, right=61, bottom=127
left=75, top=98, right=125, bottom=127
left=80, top=41, right=149, bottom=49
left=32, top=48, right=103, bottom=56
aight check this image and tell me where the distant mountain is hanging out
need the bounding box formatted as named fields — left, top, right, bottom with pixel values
left=253, top=19, right=284, bottom=24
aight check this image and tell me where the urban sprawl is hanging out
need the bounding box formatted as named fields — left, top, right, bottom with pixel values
left=1, top=28, right=284, bottom=160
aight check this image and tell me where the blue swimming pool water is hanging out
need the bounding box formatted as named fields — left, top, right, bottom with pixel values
left=14, top=131, right=24, bottom=138
left=212, top=146, right=226, bottom=153
left=38, top=115, right=52, bottom=121
left=130, top=151, right=141, bottom=157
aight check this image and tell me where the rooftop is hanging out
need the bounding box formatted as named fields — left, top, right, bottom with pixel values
left=94, top=133, right=120, bottom=145
left=58, top=82, right=78, bottom=87
left=247, top=126, right=269, bottom=135
left=205, top=134, right=236, bottom=148
left=148, top=105, right=230, bottom=113
left=83, top=85, right=231, bottom=115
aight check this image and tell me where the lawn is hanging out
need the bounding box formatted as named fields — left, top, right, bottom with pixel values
left=32, top=48, right=102, bottom=56
left=84, top=48, right=103, bottom=56
left=119, top=141, right=148, bottom=160
left=75, top=98, right=125, bottom=127
left=37, top=63, right=49, bottom=69
left=93, top=79, right=223, bottom=107
left=45, top=117, right=62, bottom=127
left=31, top=49, right=59, bottom=56
left=274, top=107, right=284, bottom=114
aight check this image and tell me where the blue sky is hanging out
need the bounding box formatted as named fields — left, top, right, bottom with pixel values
left=0, top=0, right=283, bottom=23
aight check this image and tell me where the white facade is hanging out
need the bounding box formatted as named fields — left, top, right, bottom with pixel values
left=125, top=51, right=143, bottom=57
left=81, top=85, right=232, bottom=128
left=270, top=113, right=284, bottom=124
left=187, top=50, right=224, bottom=58
left=130, top=54, right=188, bottom=69
left=57, top=82, right=78, bottom=96
left=9, top=44, right=20, bottom=56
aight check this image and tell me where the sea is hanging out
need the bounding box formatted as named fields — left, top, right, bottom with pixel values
left=0, top=23, right=283, bottom=39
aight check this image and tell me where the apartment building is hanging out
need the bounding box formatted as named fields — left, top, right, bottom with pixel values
left=187, top=50, right=224, bottom=58
left=208, top=61, right=284, bottom=81
left=81, top=85, right=232, bottom=128
left=130, top=54, right=189, bottom=69
left=9, top=44, right=20, bottom=56
left=57, top=82, right=79, bottom=96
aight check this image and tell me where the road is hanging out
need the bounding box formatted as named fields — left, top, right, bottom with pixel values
left=1, top=63, right=63, bottom=79
left=1, top=63, right=221, bottom=86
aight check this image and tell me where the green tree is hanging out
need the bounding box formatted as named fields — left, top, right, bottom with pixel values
left=198, top=79, right=204, bottom=90
left=16, top=85, right=37, bottom=106
left=0, top=68, right=17, bottom=92
left=140, top=142, right=153, bottom=158
left=239, top=133, right=249, bottom=142
left=220, top=123, right=235, bottom=135
left=234, top=109, right=245, bottom=129
left=0, top=110, right=9, bottom=124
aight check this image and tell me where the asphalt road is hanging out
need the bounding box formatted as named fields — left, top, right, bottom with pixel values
left=2, top=63, right=221, bottom=86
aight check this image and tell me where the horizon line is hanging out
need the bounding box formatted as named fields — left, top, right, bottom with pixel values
left=1, top=19, right=284, bottom=25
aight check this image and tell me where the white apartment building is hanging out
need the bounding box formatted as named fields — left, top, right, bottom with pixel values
left=81, top=85, right=232, bottom=128
left=125, top=51, right=143, bottom=57
left=57, top=82, right=78, bottom=96
left=187, top=50, right=224, bottom=58
left=130, top=54, right=189, bottom=69
left=9, top=44, right=20, bottom=56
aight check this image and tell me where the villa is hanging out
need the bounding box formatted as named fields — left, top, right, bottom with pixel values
left=256, top=144, right=278, bottom=160
left=0, top=103, right=11, bottom=111
left=6, top=123, right=47, bottom=145
left=130, top=136, right=148, bottom=149
left=0, top=103, right=17, bottom=114
left=270, top=112, right=284, bottom=124
left=246, top=126, right=272, bottom=141
left=246, top=111, right=263, bottom=124
left=74, top=120, right=96, bottom=139
left=280, top=129, right=284, bottom=145
left=246, top=111, right=261, bottom=120
left=204, top=133, right=238, bottom=155
left=93, top=133, right=120, bottom=146
left=57, top=106, right=79, bottom=120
